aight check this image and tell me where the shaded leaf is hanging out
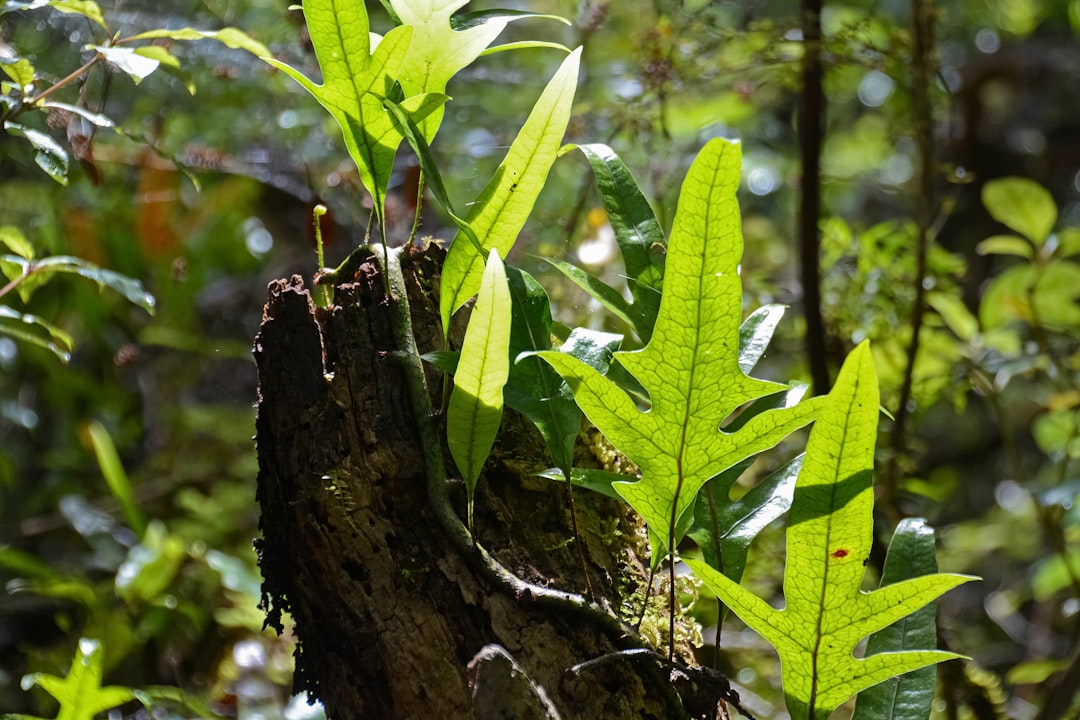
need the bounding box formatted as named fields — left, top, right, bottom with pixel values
left=451, top=8, right=570, bottom=31
left=3, top=120, right=68, bottom=184
left=854, top=518, right=943, bottom=720
left=504, top=266, right=580, bottom=473
left=687, top=343, right=976, bottom=720
left=542, top=256, right=637, bottom=329
left=565, top=142, right=665, bottom=340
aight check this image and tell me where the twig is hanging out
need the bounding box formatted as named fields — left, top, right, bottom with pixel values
left=798, top=0, right=829, bottom=396
left=884, top=0, right=937, bottom=522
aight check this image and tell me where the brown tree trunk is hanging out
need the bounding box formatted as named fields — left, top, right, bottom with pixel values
left=253, top=243, right=706, bottom=719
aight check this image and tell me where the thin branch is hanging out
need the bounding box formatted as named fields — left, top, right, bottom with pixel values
left=798, top=0, right=829, bottom=396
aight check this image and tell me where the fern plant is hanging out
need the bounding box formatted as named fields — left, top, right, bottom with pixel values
left=252, top=3, right=978, bottom=718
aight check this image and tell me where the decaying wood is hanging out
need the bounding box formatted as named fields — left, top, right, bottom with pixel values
left=253, top=243, right=699, bottom=719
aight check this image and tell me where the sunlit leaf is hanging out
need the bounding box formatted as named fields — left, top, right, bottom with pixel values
left=0, top=56, right=35, bottom=89
left=926, top=291, right=978, bottom=342
left=439, top=48, right=580, bottom=335
left=982, top=177, right=1057, bottom=246
left=447, top=249, right=512, bottom=530
left=390, top=0, right=509, bottom=139
left=263, top=0, right=413, bottom=234
left=123, top=27, right=271, bottom=59
left=115, top=521, right=184, bottom=604
left=49, top=0, right=106, bottom=29
left=91, top=45, right=160, bottom=83
left=538, top=139, right=823, bottom=557
left=688, top=343, right=976, bottom=720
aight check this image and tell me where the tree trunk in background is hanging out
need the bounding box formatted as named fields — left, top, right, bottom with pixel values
left=252, top=243, right=682, bottom=719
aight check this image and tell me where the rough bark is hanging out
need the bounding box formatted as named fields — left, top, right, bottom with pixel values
left=253, top=243, right=701, bottom=719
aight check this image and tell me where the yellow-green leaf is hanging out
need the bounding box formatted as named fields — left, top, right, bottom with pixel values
left=439, top=47, right=580, bottom=335
left=537, top=139, right=823, bottom=556
left=687, top=342, right=977, bottom=720
left=447, top=249, right=512, bottom=530
left=262, top=0, right=413, bottom=232
left=21, top=638, right=136, bottom=720
left=982, top=177, right=1057, bottom=246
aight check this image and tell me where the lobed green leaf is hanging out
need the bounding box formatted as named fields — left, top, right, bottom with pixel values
left=688, top=342, right=976, bottom=720
left=538, top=138, right=823, bottom=554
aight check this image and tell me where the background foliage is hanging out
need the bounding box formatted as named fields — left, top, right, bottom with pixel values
left=1, top=0, right=1079, bottom=718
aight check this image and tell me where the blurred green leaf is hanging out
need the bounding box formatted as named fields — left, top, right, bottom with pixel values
left=86, top=420, right=146, bottom=537
left=975, top=235, right=1033, bottom=260
left=49, top=0, right=106, bottom=29
left=123, top=27, right=271, bottom=59
left=0, top=225, right=34, bottom=260
left=115, top=521, right=184, bottom=604
left=0, top=56, right=34, bottom=89
left=0, top=305, right=73, bottom=361
left=33, top=256, right=155, bottom=312
left=91, top=46, right=159, bottom=84
left=926, top=291, right=978, bottom=342
left=1057, top=228, right=1080, bottom=258
left=19, top=638, right=136, bottom=720
left=982, top=177, right=1057, bottom=246
left=38, top=102, right=114, bottom=128
left=3, top=120, right=69, bottom=184
left=1006, top=659, right=1068, bottom=685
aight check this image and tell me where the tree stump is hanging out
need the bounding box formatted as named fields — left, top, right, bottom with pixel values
left=253, top=243, right=697, bottom=719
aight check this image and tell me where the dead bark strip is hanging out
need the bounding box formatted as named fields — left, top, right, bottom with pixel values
left=253, top=244, right=688, bottom=719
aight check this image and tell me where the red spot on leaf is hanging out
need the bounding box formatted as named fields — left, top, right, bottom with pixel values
left=832, top=548, right=849, bottom=559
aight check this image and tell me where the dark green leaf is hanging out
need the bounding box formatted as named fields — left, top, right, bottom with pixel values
left=853, top=518, right=943, bottom=720
left=3, top=120, right=68, bottom=184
